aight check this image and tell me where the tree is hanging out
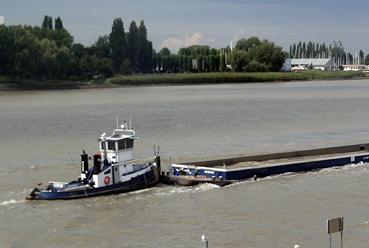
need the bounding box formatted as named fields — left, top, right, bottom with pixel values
left=236, top=37, right=261, bottom=51
left=137, top=20, right=152, bottom=73
left=160, top=47, right=171, bottom=56
left=219, top=53, right=226, bottom=72
left=92, top=35, right=110, bottom=58
left=253, top=41, right=285, bottom=71
left=48, top=17, right=53, bottom=30
left=231, top=50, right=248, bottom=72
left=0, top=26, right=17, bottom=75
left=55, top=17, right=64, bottom=30
left=52, top=28, right=73, bottom=48
left=72, top=43, right=86, bottom=59
left=109, top=18, right=127, bottom=72
left=55, top=46, right=73, bottom=79
left=12, top=29, right=42, bottom=79
left=247, top=60, right=267, bottom=72
left=39, top=39, right=59, bottom=79
left=127, top=21, right=138, bottom=71
left=144, top=40, right=153, bottom=73
left=120, top=59, right=132, bottom=75
left=359, top=50, right=365, bottom=64
left=365, top=54, right=369, bottom=65
left=42, top=16, right=51, bottom=29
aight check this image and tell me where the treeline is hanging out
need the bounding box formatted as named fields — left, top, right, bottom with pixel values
left=0, top=16, right=287, bottom=82
left=0, top=16, right=77, bottom=80
left=153, top=46, right=224, bottom=73
left=289, top=41, right=331, bottom=59
left=0, top=16, right=152, bottom=81
left=154, top=37, right=285, bottom=73
left=289, top=40, right=369, bottom=65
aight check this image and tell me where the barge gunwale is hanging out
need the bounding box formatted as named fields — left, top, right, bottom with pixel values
left=181, top=143, right=369, bottom=170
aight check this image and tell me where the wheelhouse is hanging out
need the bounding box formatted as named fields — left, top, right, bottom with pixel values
left=99, top=124, right=137, bottom=164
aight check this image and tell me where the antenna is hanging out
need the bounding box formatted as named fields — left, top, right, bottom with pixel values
left=129, top=116, right=132, bottom=129
left=116, top=116, right=119, bottom=129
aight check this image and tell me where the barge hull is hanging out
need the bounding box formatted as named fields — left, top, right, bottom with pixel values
left=166, top=144, right=369, bottom=185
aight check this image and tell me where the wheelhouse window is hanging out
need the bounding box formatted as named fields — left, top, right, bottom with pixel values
left=117, top=138, right=134, bottom=150
left=118, top=139, right=126, bottom=150
left=126, top=138, right=134, bottom=149
left=107, top=141, right=116, bottom=151
left=101, top=142, right=106, bottom=150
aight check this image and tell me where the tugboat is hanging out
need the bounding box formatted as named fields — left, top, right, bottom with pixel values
left=27, top=123, right=160, bottom=200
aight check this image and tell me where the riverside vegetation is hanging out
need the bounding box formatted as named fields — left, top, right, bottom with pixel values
left=0, top=16, right=368, bottom=89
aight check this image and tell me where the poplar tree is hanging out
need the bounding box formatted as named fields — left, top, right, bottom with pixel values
left=48, top=16, right=53, bottom=30
left=42, top=15, right=53, bottom=30
left=127, top=21, right=138, bottom=71
left=109, top=18, right=127, bottom=72
left=55, top=17, right=64, bottom=30
left=137, top=20, right=152, bottom=73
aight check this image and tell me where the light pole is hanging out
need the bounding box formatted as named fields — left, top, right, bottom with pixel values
left=201, top=234, right=208, bottom=248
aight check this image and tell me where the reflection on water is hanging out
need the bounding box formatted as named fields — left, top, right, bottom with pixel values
left=1, top=80, right=369, bottom=247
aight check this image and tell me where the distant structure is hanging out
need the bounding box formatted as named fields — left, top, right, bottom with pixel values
left=0, top=16, right=4, bottom=25
left=281, top=59, right=292, bottom=72
left=342, top=64, right=367, bottom=71
left=288, top=58, right=334, bottom=71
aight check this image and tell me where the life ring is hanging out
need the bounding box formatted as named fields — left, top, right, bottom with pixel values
left=104, top=176, right=111, bottom=185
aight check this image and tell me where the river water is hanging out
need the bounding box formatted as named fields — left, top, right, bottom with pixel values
left=1, top=80, right=369, bottom=248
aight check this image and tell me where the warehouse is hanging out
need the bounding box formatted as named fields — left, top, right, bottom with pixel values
left=288, top=58, right=334, bottom=71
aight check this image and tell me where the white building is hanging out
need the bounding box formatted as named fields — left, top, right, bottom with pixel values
left=290, top=58, right=334, bottom=71
left=0, top=16, right=4, bottom=25
left=342, top=64, right=366, bottom=71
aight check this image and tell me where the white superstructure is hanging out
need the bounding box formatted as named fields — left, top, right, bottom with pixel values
left=290, top=58, right=334, bottom=71
left=89, top=123, right=153, bottom=188
left=99, top=123, right=137, bottom=164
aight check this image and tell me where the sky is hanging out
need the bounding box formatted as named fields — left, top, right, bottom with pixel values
left=1, top=0, right=369, bottom=53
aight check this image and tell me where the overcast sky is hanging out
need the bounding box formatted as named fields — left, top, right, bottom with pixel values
left=1, top=0, right=369, bottom=53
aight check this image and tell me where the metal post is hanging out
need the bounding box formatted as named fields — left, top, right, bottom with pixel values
left=201, top=234, right=208, bottom=248
left=341, top=230, right=343, bottom=248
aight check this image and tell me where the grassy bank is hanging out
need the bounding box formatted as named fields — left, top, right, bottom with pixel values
left=105, top=71, right=369, bottom=86
left=0, top=79, right=94, bottom=90
left=0, top=71, right=368, bottom=91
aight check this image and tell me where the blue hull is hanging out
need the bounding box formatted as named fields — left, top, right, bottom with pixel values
left=169, top=152, right=369, bottom=183
left=34, top=168, right=159, bottom=200
left=224, top=153, right=369, bottom=180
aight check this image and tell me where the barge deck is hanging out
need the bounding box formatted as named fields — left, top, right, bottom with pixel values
left=162, top=143, right=369, bottom=186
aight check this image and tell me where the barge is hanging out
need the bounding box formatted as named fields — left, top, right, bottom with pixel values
left=162, top=143, right=369, bottom=186
left=27, top=123, right=160, bottom=200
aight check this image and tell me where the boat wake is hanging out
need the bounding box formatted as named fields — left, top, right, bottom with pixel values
left=359, top=221, right=369, bottom=225
left=154, top=183, right=220, bottom=197
left=347, top=220, right=369, bottom=228
left=0, top=199, right=25, bottom=207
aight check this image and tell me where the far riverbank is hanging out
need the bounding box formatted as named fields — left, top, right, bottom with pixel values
left=0, top=71, right=368, bottom=91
